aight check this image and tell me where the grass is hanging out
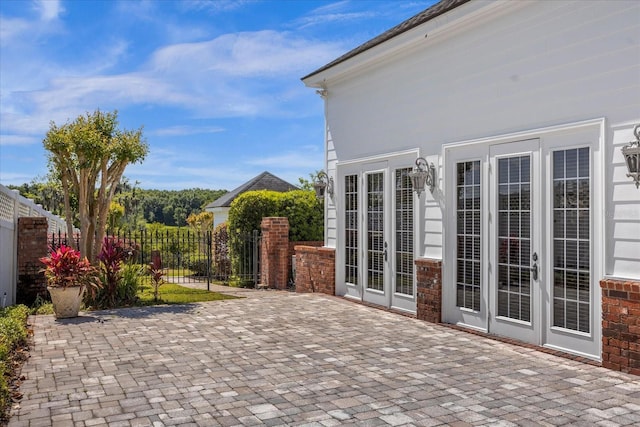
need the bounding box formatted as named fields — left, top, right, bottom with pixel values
left=30, top=281, right=240, bottom=315
left=137, top=282, right=239, bottom=305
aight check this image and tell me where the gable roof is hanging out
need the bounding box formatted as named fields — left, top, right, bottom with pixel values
left=302, top=0, right=470, bottom=81
left=205, top=171, right=298, bottom=209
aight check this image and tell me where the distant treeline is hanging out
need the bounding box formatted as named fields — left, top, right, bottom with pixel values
left=8, top=181, right=227, bottom=227
left=127, top=188, right=227, bottom=226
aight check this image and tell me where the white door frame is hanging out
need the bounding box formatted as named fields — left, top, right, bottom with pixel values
left=443, top=118, right=604, bottom=360
left=335, top=149, right=419, bottom=313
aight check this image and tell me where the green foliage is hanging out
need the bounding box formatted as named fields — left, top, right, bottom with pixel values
left=43, top=109, right=149, bottom=261
left=228, top=190, right=322, bottom=240
left=213, top=222, right=231, bottom=280
left=118, top=264, right=143, bottom=305
left=280, top=190, right=323, bottom=241
left=0, top=305, right=29, bottom=421
left=108, top=201, right=125, bottom=230
left=227, top=190, right=323, bottom=281
left=228, top=190, right=280, bottom=235
left=137, top=283, right=238, bottom=305
left=11, top=179, right=228, bottom=229
left=119, top=188, right=227, bottom=227
left=185, top=257, right=210, bottom=277
left=148, top=260, right=165, bottom=302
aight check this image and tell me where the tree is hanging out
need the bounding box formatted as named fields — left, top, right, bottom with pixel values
left=186, top=211, right=214, bottom=234
left=107, top=201, right=125, bottom=231
left=43, top=109, right=148, bottom=262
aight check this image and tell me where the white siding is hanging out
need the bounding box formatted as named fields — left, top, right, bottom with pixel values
left=314, top=0, right=639, bottom=279
left=608, top=125, right=640, bottom=279
left=325, top=129, right=338, bottom=248
left=0, top=184, right=70, bottom=305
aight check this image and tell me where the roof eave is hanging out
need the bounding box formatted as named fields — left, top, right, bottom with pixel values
left=301, top=0, right=471, bottom=85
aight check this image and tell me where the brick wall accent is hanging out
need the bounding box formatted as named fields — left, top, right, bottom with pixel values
left=294, top=245, right=335, bottom=295
left=289, top=241, right=322, bottom=286
left=601, top=278, right=640, bottom=375
left=17, top=217, right=49, bottom=304
left=416, top=258, right=442, bottom=323
left=260, top=217, right=290, bottom=290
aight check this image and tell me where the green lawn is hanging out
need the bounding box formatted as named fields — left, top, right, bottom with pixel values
left=31, top=282, right=240, bottom=315
left=137, top=282, right=239, bottom=305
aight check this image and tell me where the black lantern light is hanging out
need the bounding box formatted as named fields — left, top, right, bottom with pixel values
left=409, top=157, right=436, bottom=196
left=313, top=171, right=334, bottom=201
left=622, top=124, right=640, bottom=189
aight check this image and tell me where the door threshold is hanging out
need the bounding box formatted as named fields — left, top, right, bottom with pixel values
left=339, top=296, right=417, bottom=319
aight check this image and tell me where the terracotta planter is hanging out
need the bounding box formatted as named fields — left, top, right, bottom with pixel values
left=48, top=286, right=85, bottom=319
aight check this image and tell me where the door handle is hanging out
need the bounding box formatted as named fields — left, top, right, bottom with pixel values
left=383, top=242, right=388, bottom=262
left=531, top=252, right=538, bottom=281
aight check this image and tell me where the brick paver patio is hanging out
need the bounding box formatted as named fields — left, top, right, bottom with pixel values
left=10, top=290, right=640, bottom=426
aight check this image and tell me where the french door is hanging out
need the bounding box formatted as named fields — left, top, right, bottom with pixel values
left=338, top=154, right=417, bottom=313
left=489, top=140, right=540, bottom=343
left=444, top=123, right=601, bottom=360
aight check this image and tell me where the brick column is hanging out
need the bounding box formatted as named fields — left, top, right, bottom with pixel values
left=294, top=245, right=335, bottom=295
left=416, top=258, right=442, bottom=323
left=260, top=217, right=289, bottom=289
left=17, top=217, right=49, bottom=305
left=601, top=278, right=640, bottom=375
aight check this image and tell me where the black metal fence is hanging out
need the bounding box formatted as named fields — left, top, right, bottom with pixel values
left=48, top=228, right=262, bottom=288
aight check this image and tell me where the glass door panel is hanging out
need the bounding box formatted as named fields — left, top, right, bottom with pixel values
left=496, top=155, right=532, bottom=322
left=552, top=148, right=591, bottom=333
left=489, top=140, right=540, bottom=344
left=391, top=167, right=415, bottom=313
left=363, top=171, right=388, bottom=307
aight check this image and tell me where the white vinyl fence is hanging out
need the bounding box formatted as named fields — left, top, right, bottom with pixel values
left=0, top=183, right=69, bottom=306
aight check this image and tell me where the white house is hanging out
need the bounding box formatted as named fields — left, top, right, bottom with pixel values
left=303, top=0, right=640, bottom=365
left=205, top=171, right=298, bottom=229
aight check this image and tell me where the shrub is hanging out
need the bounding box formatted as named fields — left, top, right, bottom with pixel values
left=117, top=264, right=143, bottom=305
left=91, top=237, right=137, bottom=308
left=227, top=190, right=323, bottom=280
left=185, top=257, right=210, bottom=277
left=0, top=305, right=29, bottom=421
left=213, top=222, right=231, bottom=280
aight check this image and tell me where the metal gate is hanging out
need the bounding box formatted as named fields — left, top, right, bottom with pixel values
left=49, top=228, right=262, bottom=289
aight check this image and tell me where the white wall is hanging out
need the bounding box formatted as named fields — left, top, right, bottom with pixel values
left=0, top=183, right=70, bottom=305
left=315, top=0, right=640, bottom=279
left=210, top=207, right=229, bottom=230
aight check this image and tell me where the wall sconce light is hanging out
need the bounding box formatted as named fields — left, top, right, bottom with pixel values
left=313, top=171, right=334, bottom=201
left=409, top=157, right=436, bottom=195
left=622, top=124, right=640, bottom=189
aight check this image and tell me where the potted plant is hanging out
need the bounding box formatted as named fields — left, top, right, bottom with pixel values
left=40, top=245, right=101, bottom=318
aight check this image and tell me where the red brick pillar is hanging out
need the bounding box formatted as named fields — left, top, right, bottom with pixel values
left=260, top=217, right=289, bottom=289
left=601, top=278, right=640, bottom=375
left=416, top=258, right=442, bottom=323
left=17, top=217, right=49, bottom=304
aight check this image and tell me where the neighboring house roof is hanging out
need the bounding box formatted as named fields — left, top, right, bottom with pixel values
left=302, top=0, right=470, bottom=81
left=205, top=171, right=298, bottom=209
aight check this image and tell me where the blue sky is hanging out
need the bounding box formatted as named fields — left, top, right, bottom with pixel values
left=0, top=0, right=433, bottom=191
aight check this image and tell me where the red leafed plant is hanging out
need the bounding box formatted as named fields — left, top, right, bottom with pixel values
left=40, top=245, right=101, bottom=291
left=148, top=261, right=165, bottom=302
left=97, top=236, right=133, bottom=307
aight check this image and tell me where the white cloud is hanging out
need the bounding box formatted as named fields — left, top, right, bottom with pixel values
left=0, top=134, right=39, bottom=146
left=34, top=0, right=64, bottom=21
left=150, top=30, right=343, bottom=77
left=1, top=28, right=342, bottom=137
left=152, top=125, right=225, bottom=137
left=182, top=0, right=256, bottom=14
left=0, top=17, right=31, bottom=44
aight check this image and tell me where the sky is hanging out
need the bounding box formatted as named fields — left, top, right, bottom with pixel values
left=0, top=0, right=434, bottom=191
